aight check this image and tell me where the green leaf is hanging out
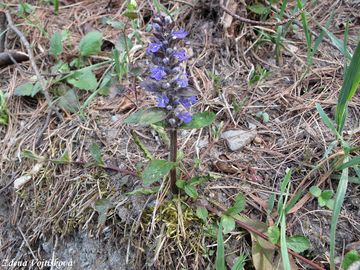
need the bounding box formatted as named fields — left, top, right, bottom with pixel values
left=318, top=196, right=327, bottom=207
left=216, top=221, right=226, bottom=270
left=105, top=19, right=125, bottom=29
left=319, top=25, right=352, bottom=60
left=330, top=157, right=349, bottom=269
left=67, top=69, right=98, bottom=91
left=221, top=215, right=235, bottom=234
left=267, top=225, right=280, bottom=244
left=286, top=235, right=310, bottom=253
left=53, top=0, right=59, bottom=15
left=309, top=186, right=321, bottom=197
left=22, top=150, right=44, bottom=161
left=315, top=103, right=338, bottom=136
left=280, top=168, right=292, bottom=193
left=336, top=40, right=360, bottom=133
left=131, top=130, right=154, bottom=160
left=127, top=0, right=137, bottom=10
left=94, top=198, right=112, bottom=226
left=184, top=184, right=198, bottom=199
left=57, top=89, right=80, bottom=113
left=188, top=175, right=212, bottom=186
left=248, top=3, right=269, bottom=15
left=280, top=214, right=291, bottom=270
left=153, top=0, right=171, bottom=15
left=89, top=143, right=105, bottom=166
left=151, top=124, right=170, bottom=147
left=124, top=109, right=167, bottom=126
left=337, top=156, right=360, bottom=170
left=98, top=72, right=112, bottom=96
left=231, top=254, right=247, bottom=270
left=49, top=31, right=63, bottom=57
left=180, top=111, right=216, bottom=129
left=320, top=190, right=333, bottom=201
left=226, top=193, right=246, bottom=215
left=196, top=207, right=208, bottom=222
left=123, top=11, right=138, bottom=20
left=342, top=250, right=360, bottom=270
left=79, top=31, right=103, bottom=56
left=0, top=90, right=9, bottom=126
left=126, top=186, right=160, bottom=195
left=118, top=34, right=133, bottom=53
left=326, top=199, right=335, bottom=210
left=14, top=82, right=42, bottom=97
left=52, top=151, right=70, bottom=164
left=176, top=180, right=186, bottom=189
left=142, top=159, right=175, bottom=185
left=18, top=2, right=35, bottom=14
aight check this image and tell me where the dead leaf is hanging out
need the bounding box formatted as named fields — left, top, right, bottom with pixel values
left=221, top=0, right=238, bottom=30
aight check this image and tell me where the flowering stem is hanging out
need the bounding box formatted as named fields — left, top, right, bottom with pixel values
left=169, top=128, right=178, bottom=194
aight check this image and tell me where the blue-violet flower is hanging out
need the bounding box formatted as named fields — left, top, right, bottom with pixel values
left=141, top=15, right=196, bottom=126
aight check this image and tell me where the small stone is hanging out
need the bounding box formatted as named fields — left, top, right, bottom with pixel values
left=254, top=136, right=262, bottom=144
left=248, top=122, right=257, bottom=130
left=196, top=139, right=209, bottom=149
left=221, top=129, right=257, bottom=151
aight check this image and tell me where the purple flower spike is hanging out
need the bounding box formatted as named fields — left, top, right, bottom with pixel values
left=150, top=66, right=166, bottom=80
left=176, top=74, right=188, bottom=88
left=156, top=95, right=169, bottom=108
left=177, top=111, right=192, bottom=123
left=171, top=28, right=187, bottom=39
left=179, top=96, right=197, bottom=108
left=173, top=49, right=187, bottom=61
left=147, top=42, right=162, bottom=53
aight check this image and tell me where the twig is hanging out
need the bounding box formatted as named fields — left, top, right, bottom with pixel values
left=17, top=225, right=38, bottom=261
left=0, top=11, right=6, bottom=53
left=50, top=235, right=58, bottom=270
left=198, top=198, right=326, bottom=270
left=0, top=50, right=29, bottom=68
left=219, top=1, right=305, bottom=27
left=4, top=11, right=62, bottom=122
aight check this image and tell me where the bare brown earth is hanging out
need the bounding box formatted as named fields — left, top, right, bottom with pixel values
left=0, top=0, right=359, bottom=269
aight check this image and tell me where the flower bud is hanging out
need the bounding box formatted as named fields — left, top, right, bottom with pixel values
left=162, top=57, right=170, bottom=65
left=168, top=118, right=177, bottom=127
left=164, top=16, right=172, bottom=25
left=162, top=82, right=171, bottom=89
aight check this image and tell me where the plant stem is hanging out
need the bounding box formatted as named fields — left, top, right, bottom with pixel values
left=169, top=128, right=178, bottom=194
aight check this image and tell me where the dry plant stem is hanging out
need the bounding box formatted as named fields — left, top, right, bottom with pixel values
left=0, top=51, right=29, bottom=68
left=198, top=198, right=326, bottom=270
left=5, top=11, right=62, bottom=121
left=219, top=1, right=305, bottom=26
left=169, top=128, right=179, bottom=194
left=287, top=150, right=344, bottom=213
left=0, top=11, right=6, bottom=53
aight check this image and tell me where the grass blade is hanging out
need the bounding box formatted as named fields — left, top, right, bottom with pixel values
left=280, top=214, right=291, bottom=270
left=296, top=0, right=311, bottom=62
left=318, top=24, right=352, bottom=60
left=316, top=103, right=340, bottom=138
left=336, top=40, right=360, bottom=133
left=216, top=221, right=226, bottom=270
left=330, top=157, right=349, bottom=270
left=336, top=156, right=360, bottom=171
